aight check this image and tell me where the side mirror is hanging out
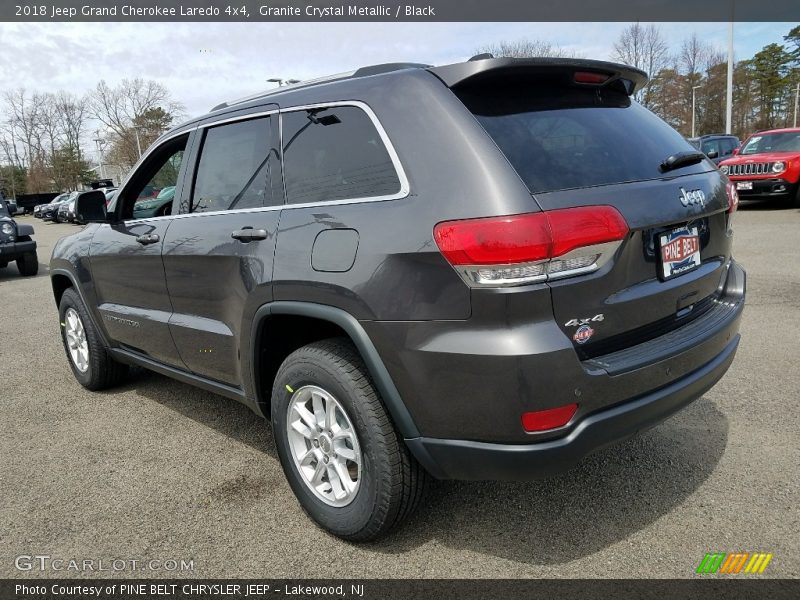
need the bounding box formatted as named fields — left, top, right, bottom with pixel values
left=732, top=147, right=740, bottom=156
left=75, top=191, right=108, bottom=223
left=706, top=150, right=719, bottom=159
left=7, top=202, right=18, bottom=215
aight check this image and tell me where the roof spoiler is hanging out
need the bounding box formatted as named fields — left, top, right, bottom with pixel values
left=428, top=57, right=648, bottom=96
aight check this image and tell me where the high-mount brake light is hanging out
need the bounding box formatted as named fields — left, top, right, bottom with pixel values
left=574, top=71, right=611, bottom=84
left=434, top=206, right=629, bottom=287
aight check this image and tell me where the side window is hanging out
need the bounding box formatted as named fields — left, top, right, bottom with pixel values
left=723, top=138, right=737, bottom=155
left=191, top=117, right=275, bottom=213
left=701, top=139, right=721, bottom=156
left=282, top=106, right=401, bottom=205
left=119, top=134, right=187, bottom=220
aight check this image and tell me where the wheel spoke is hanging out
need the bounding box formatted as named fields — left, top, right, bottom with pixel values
left=325, top=398, right=336, bottom=430
left=311, top=460, right=326, bottom=485
left=290, top=419, right=314, bottom=440
left=298, top=448, right=317, bottom=466
left=335, top=445, right=357, bottom=462
left=311, top=392, right=326, bottom=429
left=292, top=403, right=317, bottom=431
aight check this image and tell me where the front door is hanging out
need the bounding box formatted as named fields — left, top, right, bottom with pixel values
left=89, top=132, right=191, bottom=368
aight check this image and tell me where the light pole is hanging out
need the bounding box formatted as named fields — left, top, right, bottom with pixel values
left=93, top=130, right=107, bottom=181
left=692, top=85, right=702, bottom=138
left=132, top=126, right=142, bottom=158
left=726, top=21, right=734, bottom=135
left=794, top=81, right=799, bottom=128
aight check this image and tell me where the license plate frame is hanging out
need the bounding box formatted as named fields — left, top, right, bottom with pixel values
left=736, top=181, right=753, bottom=191
left=658, top=225, right=701, bottom=281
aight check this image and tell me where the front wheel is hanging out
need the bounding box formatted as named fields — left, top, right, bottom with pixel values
left=16, top=252, right=38, bottom=276
left=271, top=338, right=428, bottom=541
left=59, top=288, right=129, bottom=390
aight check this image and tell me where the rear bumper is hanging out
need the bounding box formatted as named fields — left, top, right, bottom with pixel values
left=407, top=334, right=739, bottom=480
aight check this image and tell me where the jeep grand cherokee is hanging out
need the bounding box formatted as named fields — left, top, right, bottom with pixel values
left=50, top=57, right=745, bottom=541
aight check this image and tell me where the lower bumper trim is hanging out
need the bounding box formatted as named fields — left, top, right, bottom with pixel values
left=406, top=335, right=739, bottom=481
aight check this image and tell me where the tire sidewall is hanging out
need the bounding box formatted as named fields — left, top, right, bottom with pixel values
left=272, top=356, right=384, bottom=538
left=59, top=290, right=95, bottom=387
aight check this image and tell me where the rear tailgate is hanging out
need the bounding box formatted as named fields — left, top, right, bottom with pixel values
left=447, top=59, right=733, bottom=357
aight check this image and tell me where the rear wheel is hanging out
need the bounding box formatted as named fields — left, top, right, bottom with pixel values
left=0, top=260, right=7, bottom=269
left=59, top=288, right=129, bottom=390
left=271, top=338, right=428, bottom=541
left=16, top=252, right=38, bottom=276
left=792, top=183, right=800, bottom=208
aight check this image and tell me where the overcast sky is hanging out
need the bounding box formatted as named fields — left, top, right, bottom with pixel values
left=0, top=21, right=792, bottom=159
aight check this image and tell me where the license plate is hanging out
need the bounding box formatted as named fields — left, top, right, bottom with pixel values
left=659, top=226, right=701, bottom=280
left=736, top=181, right=753, bottom=190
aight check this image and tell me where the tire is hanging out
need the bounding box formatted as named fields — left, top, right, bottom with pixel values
left=271, top=338, right=428, bottom=541
left=16, top=252, right=38, bottom=276
left=59, top=287, right=129, bottom=390
left=792, top=183, right=800, bottom=208
left=0, top=260, right=7, bottom=269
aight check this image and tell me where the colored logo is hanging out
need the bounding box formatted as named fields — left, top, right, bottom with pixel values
left=696, top=552, right=773, bottom=574
left=572, top=324, right=594, bottom=344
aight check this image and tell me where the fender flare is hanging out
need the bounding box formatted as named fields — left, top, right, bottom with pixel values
left=16, top=223, right=35, bottom=238
left=49, top=267, right=110, bottom=349
left=250, top=301, right=420, bottom=438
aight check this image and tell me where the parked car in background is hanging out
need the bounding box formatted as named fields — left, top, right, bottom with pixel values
left=58, top=196, right=77, bottom=223
left=719, top=127, right=800, bottom=206
left=41, top=193, right=73, bottom=221
left=687, top=134, right=740, bottom=165
left=50, top=57, right=745, bottom=541
left=0, top=198, right=38, bottom=275
left=132, top=185, right=175, bottom=219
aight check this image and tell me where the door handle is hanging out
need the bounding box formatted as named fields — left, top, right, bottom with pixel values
left=135, top=233, right=160, bottom=245
left=231, top=228, right=268, bottom=242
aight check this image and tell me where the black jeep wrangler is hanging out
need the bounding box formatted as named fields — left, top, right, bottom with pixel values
left=50, top=57, right=744, bottom=541
left=0, top=197, right=38, bottom=276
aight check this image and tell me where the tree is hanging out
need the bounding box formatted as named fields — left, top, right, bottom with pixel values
left=750, top=43, right=793, bottom=130
left=91, top=78, right=184, bottom=168
left=611, top=23, right=670, bottom=108
left=475, top=39, right=581, bottom=59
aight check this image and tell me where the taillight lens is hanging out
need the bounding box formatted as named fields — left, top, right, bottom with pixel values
left=434, top=206, right=628, bottom=287
left=725, top=181, right=739, bottom=214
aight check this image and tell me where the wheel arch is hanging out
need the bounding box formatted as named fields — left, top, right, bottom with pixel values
left=249, top=302, right=420, bottom=438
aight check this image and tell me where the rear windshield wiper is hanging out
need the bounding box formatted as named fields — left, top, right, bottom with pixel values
left=660, top=150, right=706, bottom=173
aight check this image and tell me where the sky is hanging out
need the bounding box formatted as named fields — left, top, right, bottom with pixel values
left=0, top=21, right=794, bottom=160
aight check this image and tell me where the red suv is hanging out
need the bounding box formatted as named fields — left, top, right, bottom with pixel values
left=719, top=127, right=800, bottom=207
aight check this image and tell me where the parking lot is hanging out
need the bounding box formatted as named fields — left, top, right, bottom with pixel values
left=0, top=204, right=798, bottom=579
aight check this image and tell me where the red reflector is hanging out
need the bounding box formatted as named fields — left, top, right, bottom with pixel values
left=433, top=206, right=628, bottom=266
left=574, top=71, right=610, bottom=84
left=522, top=403, right=578, bottom=432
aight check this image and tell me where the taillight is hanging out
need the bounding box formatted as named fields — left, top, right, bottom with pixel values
left=725, top=181, right=738, bottom=234
left=433, top=206, right=628, bottom=287
left=725, top=181, right=739, bottom=213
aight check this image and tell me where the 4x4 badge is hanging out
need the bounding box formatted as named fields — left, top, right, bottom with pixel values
left=564, top=314, right=604, bottom=327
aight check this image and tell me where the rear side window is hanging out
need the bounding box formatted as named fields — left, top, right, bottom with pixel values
left=282, top=106, right=401, bottom=205
left=457, top=86, right=699, bottom=194
left=192, top=117, right=276, bottom=213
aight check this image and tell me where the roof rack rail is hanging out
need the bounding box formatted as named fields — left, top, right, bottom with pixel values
left=210, top=62, right=430, bottom=112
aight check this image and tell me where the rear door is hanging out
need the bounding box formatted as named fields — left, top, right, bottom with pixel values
left=89, top=132, right=191, bottom=367
left=456, top=79, right=733, bottom=357
left=162, top=108, right=282, bottom=386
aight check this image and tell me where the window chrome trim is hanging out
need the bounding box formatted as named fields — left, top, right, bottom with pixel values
left=123, top=101, right=409, bottom=225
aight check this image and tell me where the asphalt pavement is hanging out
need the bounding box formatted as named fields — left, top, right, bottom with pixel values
left=0, top=204, right=798, bottom=578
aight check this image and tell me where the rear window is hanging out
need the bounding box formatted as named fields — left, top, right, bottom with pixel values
left=457, top=86, right=699, bottom=194
left=282, top=106, right=401, bottom=205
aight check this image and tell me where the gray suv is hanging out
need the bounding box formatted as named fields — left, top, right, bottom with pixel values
left=50, top=57, right=745, bottom=541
